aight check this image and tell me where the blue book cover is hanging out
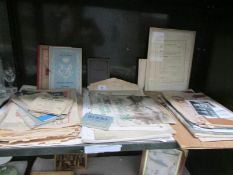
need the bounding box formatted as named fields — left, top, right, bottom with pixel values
left=49, top=47, right=82, bottom=93
left=82, top=113, right=113, bottom=130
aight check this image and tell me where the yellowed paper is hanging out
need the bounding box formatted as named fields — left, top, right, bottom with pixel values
left=88, top=78, right=140, bottom=91
left=29, top=96, right=73, bottom=115
left=146, top=27, right=196, bottom=91
left=137, top=59, right=147, bottom=90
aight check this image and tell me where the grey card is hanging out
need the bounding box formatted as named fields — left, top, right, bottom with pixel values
left=87, top=58, right=110, bottom=85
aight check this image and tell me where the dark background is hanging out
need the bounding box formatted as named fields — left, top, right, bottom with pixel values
left=0, top=0, right=233, bottom=174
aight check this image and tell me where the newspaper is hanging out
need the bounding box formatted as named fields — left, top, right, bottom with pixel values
left=86, top=93, right=175, bottom=130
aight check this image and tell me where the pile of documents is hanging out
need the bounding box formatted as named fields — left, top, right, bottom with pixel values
left=161, top=91, right=233, bottom=142
left=81, top=79, right=176, bottom=143
left=0, top=87, right=81, bottom=147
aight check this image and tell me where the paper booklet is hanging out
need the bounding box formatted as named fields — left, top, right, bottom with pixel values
left=49, top=46, right=82, bottom=94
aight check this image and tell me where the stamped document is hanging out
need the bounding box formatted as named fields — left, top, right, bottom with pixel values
left=145, top=27, right=196, bottom=91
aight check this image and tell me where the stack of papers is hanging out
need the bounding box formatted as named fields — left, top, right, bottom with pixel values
left=161, top=91, right=233, bottom=142
left=81, top=91, right=175, bottom=143
left=0, top=87, right=81, bottom=147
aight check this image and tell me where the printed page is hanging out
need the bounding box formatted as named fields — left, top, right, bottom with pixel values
left=146, top=27, right=196, bottom=91
left=28, top=96, right=73, bottom=115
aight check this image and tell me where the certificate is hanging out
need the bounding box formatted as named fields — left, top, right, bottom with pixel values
left=145, top=27, right=196, bottom=91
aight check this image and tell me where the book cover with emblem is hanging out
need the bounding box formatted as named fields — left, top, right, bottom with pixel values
left=49, top=46, right=82, bottom=94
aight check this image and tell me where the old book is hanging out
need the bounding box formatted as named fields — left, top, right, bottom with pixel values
left=49, top=46, right=82, bottom=94
left=37, top=45, right=49, bottom=89
left=87, top=58, right=110, bottom=85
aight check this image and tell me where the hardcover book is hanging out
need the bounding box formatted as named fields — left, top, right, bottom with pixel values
left=37, top=45, right=49, bottom=89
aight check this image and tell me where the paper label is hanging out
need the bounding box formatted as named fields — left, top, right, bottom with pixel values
left=82, top=113, right=113, bottom=130
left=97, top=85, right=107, bottom=91
left=84, top=145, right=122, bottom=154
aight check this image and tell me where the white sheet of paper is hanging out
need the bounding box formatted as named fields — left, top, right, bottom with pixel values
left=84, top=144, right=122, bottom=154
left=137, top=59, right=147, bottom=90
left=81, top=126, right=174, bottom=143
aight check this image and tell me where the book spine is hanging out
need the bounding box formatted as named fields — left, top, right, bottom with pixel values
left=36, top=45, right=41, bottom=89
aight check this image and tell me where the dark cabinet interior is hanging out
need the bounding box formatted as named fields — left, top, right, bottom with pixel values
left=0, top=1, right=233, bottom=174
